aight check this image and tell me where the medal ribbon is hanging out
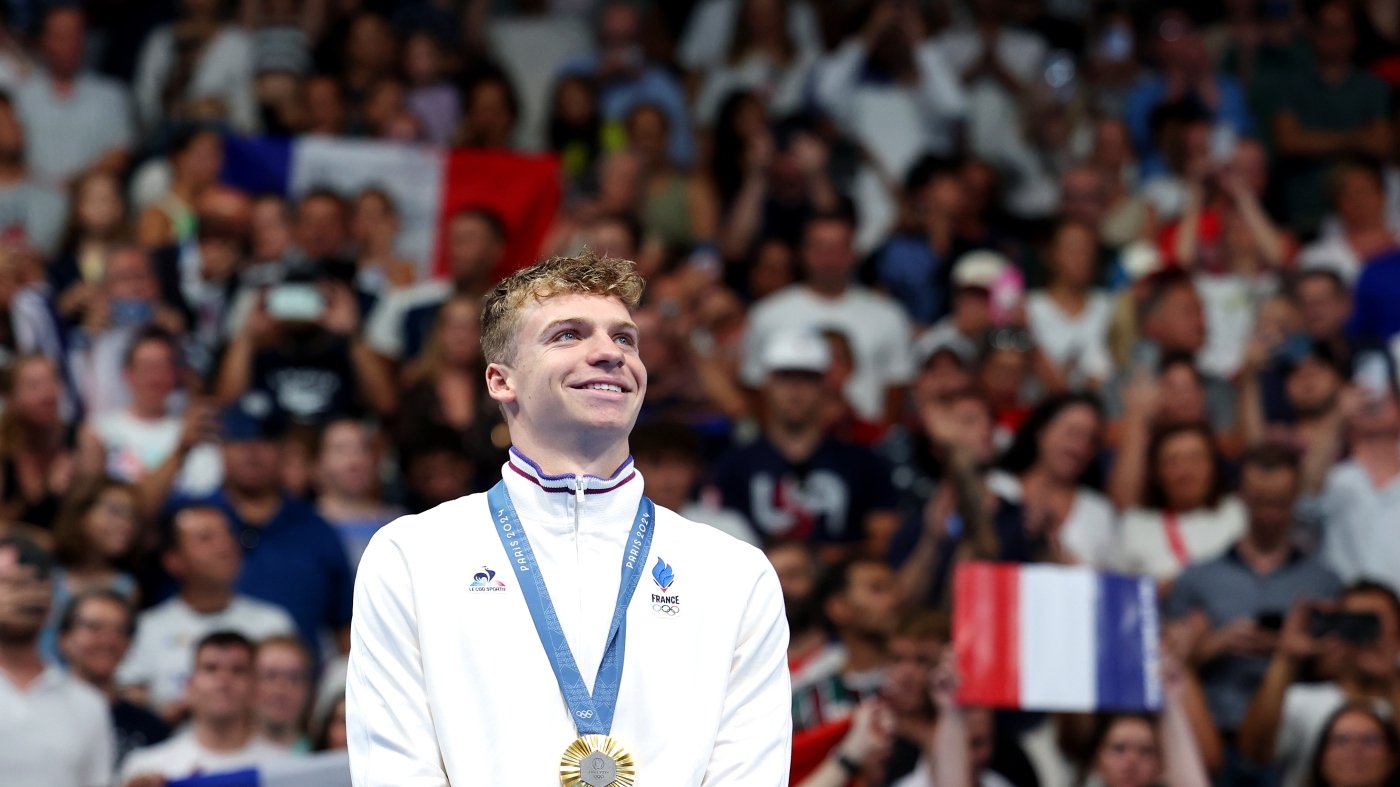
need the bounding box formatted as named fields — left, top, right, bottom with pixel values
left=487, top=480, right=655, bottom=736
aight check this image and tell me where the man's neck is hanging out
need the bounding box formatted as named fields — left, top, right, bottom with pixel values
left=805, top=280, right=849, bottom=299
left=1047, top=282, right=1089, bottom=313
left=181, top=583, right=235, bottom=615
left=195, top=714, right=255, bottom=753
left=128, top=400, right=167, bottom=421
left=0, top=640, right=45, bottom=689
left=0, top=159, right=24, bottom=186
left=75, top=669, right=115, bottom=699
left=262, top=721, right=300, bottom=748
left=841, top=635, right=887, bottom=674
left=1237, top=530, right=1291, bottom=575
left=317, top=492, right=379, bottom=520
left=510, top=436, right=630, bottom=479
left=227, top=488, right=283, bottom=525
left=766, top=422, right=823, bottom=464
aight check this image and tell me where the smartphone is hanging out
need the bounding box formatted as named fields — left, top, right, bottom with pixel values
left=266, top=283, right=325, bottom=322
left=1309, top=610, right=1381, bottom=644
left=1209, top=125, right=1237, bottom=166
left=1255, top=611, right=1284, bottom=631
left=109, top=298, right=154, bottom=328
left=1354, top=351, right=1392, bottom=399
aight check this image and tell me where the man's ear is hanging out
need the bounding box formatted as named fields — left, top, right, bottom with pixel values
left=485, top=362, right=516, bottom=405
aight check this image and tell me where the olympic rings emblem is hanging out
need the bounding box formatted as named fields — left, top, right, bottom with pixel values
left=576, top=710, right=594, bottom=719
left=652, top=604, right=680, bottom=615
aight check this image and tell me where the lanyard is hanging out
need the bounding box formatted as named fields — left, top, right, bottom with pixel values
left=1163, top=510, right=1191, bottom=567
left=486, top=480, right=655, bottom=736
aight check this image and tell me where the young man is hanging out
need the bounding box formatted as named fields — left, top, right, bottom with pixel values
left=348, top=253, right=790, bottom=784
left=116, top=505, right=295, bottom=722
left=118, top=631, right=288, bottom=784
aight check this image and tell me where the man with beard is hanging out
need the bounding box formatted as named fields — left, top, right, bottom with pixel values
left=0, top=537, right=114, bottom=787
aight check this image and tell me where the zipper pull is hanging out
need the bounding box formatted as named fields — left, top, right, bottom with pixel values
left=574, top=482, right=585, bottom=507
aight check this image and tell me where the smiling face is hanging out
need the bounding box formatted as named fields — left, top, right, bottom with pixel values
left=486, top=292, right=646, bottom=462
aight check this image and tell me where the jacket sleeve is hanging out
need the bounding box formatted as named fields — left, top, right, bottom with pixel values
left=346, top=529, right=449, bottom=787
left=703, top=556, right=792, bottom=786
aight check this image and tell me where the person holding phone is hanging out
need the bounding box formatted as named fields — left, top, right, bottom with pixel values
left=1318, top=348, right=1400, bottom=591
left=1165, top=443, right=1341, bottom=776
left=1239, top=581, right=1400, bottom=787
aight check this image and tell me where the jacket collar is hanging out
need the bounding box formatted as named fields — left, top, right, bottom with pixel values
left=500, top=447, right=643, bottom=530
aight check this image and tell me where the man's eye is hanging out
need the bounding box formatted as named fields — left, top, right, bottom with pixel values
left=555, top=330, right=578, bottom=341
left=615, top=334, right=633, bottom=346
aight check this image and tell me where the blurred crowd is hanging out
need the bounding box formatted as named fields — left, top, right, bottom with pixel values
left=0, top=0, right=1398, bottom=786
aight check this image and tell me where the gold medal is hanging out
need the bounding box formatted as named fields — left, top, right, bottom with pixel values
left=559, top=734, right=637, bottom=787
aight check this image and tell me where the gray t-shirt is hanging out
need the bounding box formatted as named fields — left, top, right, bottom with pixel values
left=1166, top=546, right=1342, bottom=731
left=0, top=179, right=67, bottom=256
left=16, top=71, right=134, bottom=185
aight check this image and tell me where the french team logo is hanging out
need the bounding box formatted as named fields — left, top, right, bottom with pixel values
left=469, top=566, right=507, bottom=592
left=650, top=557, right=680, bottom=616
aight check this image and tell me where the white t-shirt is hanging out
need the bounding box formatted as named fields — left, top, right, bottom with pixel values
left=118, top=730, right=289, bottom=782
left=1025, top=290, right=1114, bottom=386
left=1274, top=683, right=1356, bottom=787
left=15, top=72, right=135, bottom=186
left=1319, top=460, right=1400, bottom=592
left=116, top=596, right=296, bottom=710
left=1115, top=496, right=1248, bottom=582
left=135, top=25, right=256, bottom=133
left=677, top=0, right=822, bottom=73
left=894, top=762, right=1018, bottom=787
left=0, top=666, right=113, bottom=787
left=742, top=285, right=914, bottom=421
left=91, top=410, right=223, bottom=497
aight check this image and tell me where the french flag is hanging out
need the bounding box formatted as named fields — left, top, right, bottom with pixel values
left=954, top=562, right=1162, bottom=712
left=220, top=135, right=561, bottom=281
left=167, top=752, right=350, bottom=787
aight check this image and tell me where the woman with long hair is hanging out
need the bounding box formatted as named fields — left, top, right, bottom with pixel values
left=1115, top=421, right=1246, bottom=587
left=41, top=475, right=141, bottom=662
left=992, top=392, right=1116, bottom=566
left=50, top=171, right=130, bottom=327
left=1308, top=704, right=1400, bottom=787
left=0, top=355, right=76, bottom=528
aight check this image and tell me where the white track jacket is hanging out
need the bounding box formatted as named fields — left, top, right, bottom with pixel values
left=346, top=451, right=792, bottom=785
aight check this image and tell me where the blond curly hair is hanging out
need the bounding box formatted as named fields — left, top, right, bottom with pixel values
left=480, top=251, right=645, bottom=365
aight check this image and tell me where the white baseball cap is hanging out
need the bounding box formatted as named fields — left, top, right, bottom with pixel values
left=760, top=330, right=831, bottom=375
left=952, top=250, right=1013, bottom=289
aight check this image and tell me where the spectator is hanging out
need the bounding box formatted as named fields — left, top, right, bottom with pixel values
left=1298, top=158, right=1399, bottom=285
left=1069, top=700, right=1212, bottom=787
left=0, top=536, right=114, bottom=787
left=456, top=72, right=519, bottom=150
left=68, top=245, right=187, bottom=417
left=303, top=74, right=348, bottom=136
left=397, top=428, right=475, bottom=515
left=873, top=156, right=976, bottom=327
left=1026, top=221, right=1115, bottom=389
left=51, top=171, right=132, bottom=326
left=116, top=504, right=295, bottom=721
left=401, top=31, right=460, bottom=146
left=1306, top=704, right=1400, bottom=787
left=916, top=251, right=1018, bottom=359
left=0, top=355, right=76, bottom=528
left=1270, top=0, right=1391, bottom=234
left=766, top=538, right=822, bottom=661
left=624, top=103, right=718, bottom=256
left=314, top=693, right=348, bottom=752
left=718, top=119, right=842, bottom=261
left=42, top=476, right=141, bottom=663
left=559, top=1, right=694, bottom=167
left=366, top=207, right=505, bottom=364
left=313, top=418, right=401, bottom=571
left=1318, top=351, right=1400, bottom=590
left=545, top=74, right=604, bottom=187
left=1238, top=338, right=1350, bottom=498
left=692, top=0, right=820, bottom=126
left=338, top=12, right=398, bottom=127
left=743, top=211, right=914, bottom=426
left=1115, top=422, right=1246, bottom=586
left=792, top=555, right=900, bottom=734
left=882, top=612, right=949, bottom=785
left=1168, top=444, right=1342, bottom=749
left=134, top=127, right=224, bottom=249
left=0, top=249, right=66, bottom=376
left=15, top=6, right=135, bottom=186
left=350, top=187, right=416, bottom=291
left=1122, top=10, right=1254, bottom=179
left=133, top=0, right=256, bottom=134
left=253, top=634, right=313, bottom=753
left=716, top=330, right=899, bottom=559
left=630, top=421, right=754, bottom=546
left=1291, top=269, right=1353, bottom=359
left=173, top=395, right=352, bottom=661
left=57, top=589, right=170, bottom=767
left=0, top=91, right=67, bottom=259
left=78, top=328, right=223, bottom=504
left=1239, top=581, right=1400, bottom=787
left=118, top=630, right=289, bottom=783
left=392, top=292, right=504, bottom=478
left=990, top=393, right=1116, bottom=567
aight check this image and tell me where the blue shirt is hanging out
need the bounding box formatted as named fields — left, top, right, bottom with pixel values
left=201, top=491, right=354, bottom=660
left=1121, top=72, right=1254, bottom=179
left=559, top=55, right=694, bottom=168
left=1348, top=251, right=1400, bottom=343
